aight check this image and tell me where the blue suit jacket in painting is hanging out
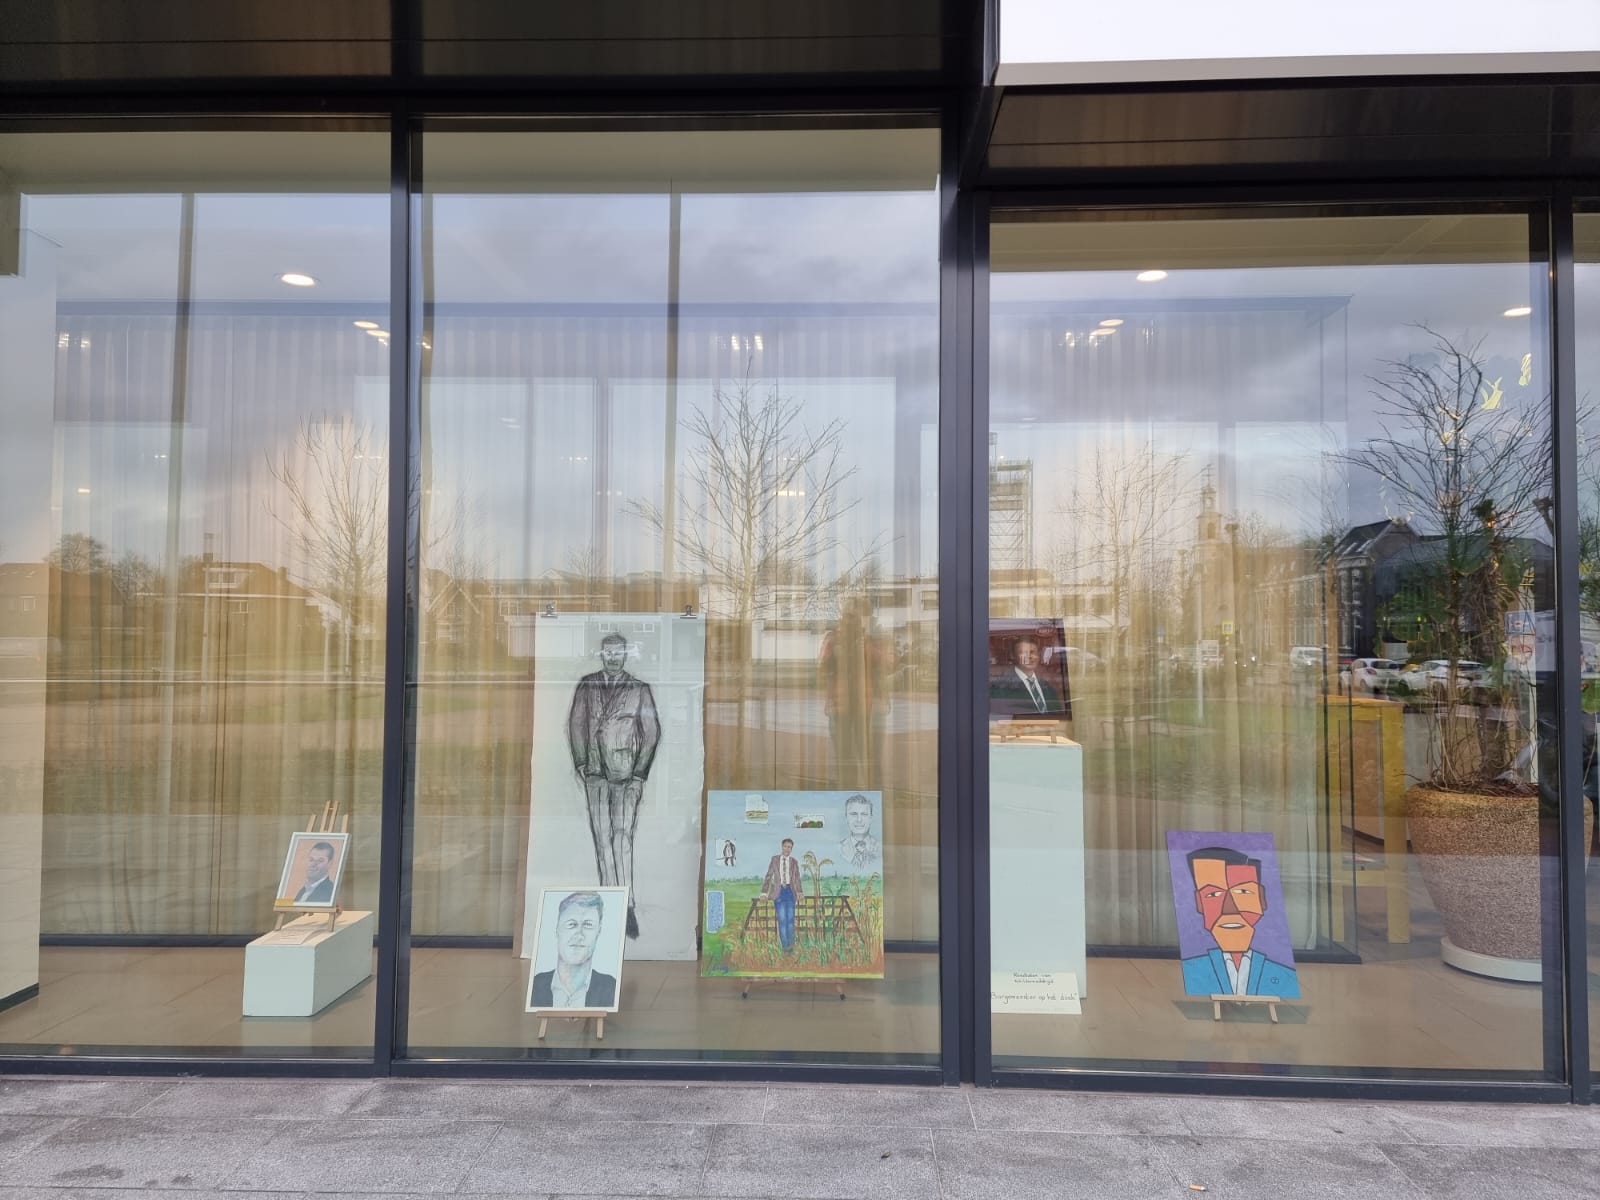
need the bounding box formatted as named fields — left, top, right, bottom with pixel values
left=1181, top=948, right=1300, bottom=999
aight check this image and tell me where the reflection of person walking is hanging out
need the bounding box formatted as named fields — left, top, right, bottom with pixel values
left=566, top=632, right=660, bottom=939
left=818, top=596, right=891, bottom=787
left=761, top=838, right=802, bottom=952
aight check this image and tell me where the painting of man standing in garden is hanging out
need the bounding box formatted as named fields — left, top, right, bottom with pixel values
left=701, top=790, right=885, bottom=979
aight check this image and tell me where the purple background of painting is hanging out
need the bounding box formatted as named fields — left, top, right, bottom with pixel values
left=1164, top=829, right=1297, bottom=968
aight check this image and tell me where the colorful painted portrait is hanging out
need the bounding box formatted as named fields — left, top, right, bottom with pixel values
left=274, top=831, right=350, bottom=910
left=988, top=618, right=1071, bottom=723
left=1165, top=830, right=1300, bottom=999
left=701, top=789, right=884, bottom=979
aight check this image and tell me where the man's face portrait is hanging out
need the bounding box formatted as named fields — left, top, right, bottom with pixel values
left=598, top=637, right=627, bottom=675
left=780, top=838, right=794, bottom=858
left=1191, top=856, right=1265, bottom=953
left=305, top=846, right=333, bottom=884
left=556, top=903, right=602, bottom=968
left=846, top=800, right=871, bottom=837
left=1012, top=638, right=1040, bottom=673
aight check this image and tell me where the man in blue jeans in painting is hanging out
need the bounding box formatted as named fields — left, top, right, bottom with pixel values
left=760, top=838, right=802, bottom=953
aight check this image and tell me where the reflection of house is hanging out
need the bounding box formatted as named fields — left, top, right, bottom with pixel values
left=1330, top=518, right=1420, bottom=657
left=1323, top=518, right=1554, bottom=658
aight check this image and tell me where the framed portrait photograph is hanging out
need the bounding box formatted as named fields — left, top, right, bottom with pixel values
left=274, top=831, right=350, bottom=910
left=525, top=886, right=629, bottom=1014
left=988, top=617, right=1072, bottom=723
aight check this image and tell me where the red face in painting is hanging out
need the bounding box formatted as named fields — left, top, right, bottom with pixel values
left=1191, top=857, right=1265, bottom=954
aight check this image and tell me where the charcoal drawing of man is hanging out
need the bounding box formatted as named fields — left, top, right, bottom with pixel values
left=567, top=632, right=660, bottom=939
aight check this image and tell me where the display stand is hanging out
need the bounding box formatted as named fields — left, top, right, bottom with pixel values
left=989, top=736, right=1086, bottom=1012
left=242, top=910, right=374, bottom=1017
left=273, top=799, right=349, bottom=933
left=536, top=1012, right=605, bottom=1040
left=1211, top=994, right=1283, bottom=1023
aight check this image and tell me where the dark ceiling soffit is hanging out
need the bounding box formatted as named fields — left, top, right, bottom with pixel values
left=973, top=76, right=1600, bottom=185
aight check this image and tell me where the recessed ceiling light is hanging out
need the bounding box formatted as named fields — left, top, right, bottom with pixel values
left=1503, top=305, right=1532, bottom=318
left=76, top=487, right=91, bottom=495
left=1136, top=270, right=1168, bottom=283
left=1099, top=318, right=1125, bottom=327
left=353, top=320, right=379, bottom=329
left=364, top=328, right=389, bottom=337
left=279, top=272, right=317, bottom=287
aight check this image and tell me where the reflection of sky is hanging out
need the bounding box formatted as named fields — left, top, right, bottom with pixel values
left=16, top=184, right=939, bottom=593
left=994, top=253, right=1553, bottom=564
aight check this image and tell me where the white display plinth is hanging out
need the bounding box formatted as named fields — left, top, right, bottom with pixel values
left=243, top=910, right=374, bottom=1017
left=990, top=737, right=1086, bottom=1013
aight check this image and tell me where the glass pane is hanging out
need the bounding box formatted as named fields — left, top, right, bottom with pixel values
left=1578, top=206, right=1600, bottom=1093
left=0, top=127, right=389, bottom=1056
left=987, top=207, right=1562, bottom=1079
left=408, top=122, right=941, bottom=1062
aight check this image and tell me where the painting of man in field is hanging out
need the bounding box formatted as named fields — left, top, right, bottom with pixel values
left=701, top=790, right=885, bottom=979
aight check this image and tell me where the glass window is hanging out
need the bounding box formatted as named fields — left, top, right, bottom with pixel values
left=1578, top=205, right=1600, bottom=1093
left=987, top=206, right=1564, bottom=1079
left=0, top=127, right=390, bottom=1055
left=407, top=121, right=941, bottom=1063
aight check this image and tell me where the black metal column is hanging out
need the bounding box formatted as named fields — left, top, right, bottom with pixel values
left=1548, top=194, right=1591, bottom=1101
left=374, top=116, right=422, bottom=1073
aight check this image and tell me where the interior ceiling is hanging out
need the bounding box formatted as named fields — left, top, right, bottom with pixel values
left=0, top=127, right=940, bottom=192
left=0, top=0, right=972, bottom=86
left=991, top=212, right=1535, bottom=272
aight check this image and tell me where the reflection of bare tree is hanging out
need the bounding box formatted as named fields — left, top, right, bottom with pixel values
left=1338, top=330, right=1549, bottom=789
left=267, top=417, right=386, bottom=677
left=629, top=367, right=867, bottom=626
left=47, top=532, right=110, bottom=573
left=1052, top=441, right=1192, bottom=664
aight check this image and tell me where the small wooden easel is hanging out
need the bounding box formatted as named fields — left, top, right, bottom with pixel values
left=1211, top=994, right=1282, bottom=1023
left=273, top=798, right=350, bottom=934
left=535, top=1011, right=605, bottom=1040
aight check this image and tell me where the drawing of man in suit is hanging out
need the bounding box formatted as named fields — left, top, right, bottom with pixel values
left=567, top=632, right=661, bottom=939
left=293, top=841, right=338, bottom=905
left=989, top=635, right=1066, bottom=718
left=760, top=838, right=803, bottom=953
left=1180, top=846, right=1300, bottom=998
left=530, top=890, right=618, bottom=1009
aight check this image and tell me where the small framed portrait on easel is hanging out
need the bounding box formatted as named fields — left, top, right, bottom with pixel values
left=274, top=831, right=350, bottom=910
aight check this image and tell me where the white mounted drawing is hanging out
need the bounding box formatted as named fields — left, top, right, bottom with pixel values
left=520, top=613, right=706, bottom=961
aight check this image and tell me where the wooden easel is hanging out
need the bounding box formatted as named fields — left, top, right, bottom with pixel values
left=273, top=798, right=350, bottom=934
left=1211, top=994, right=1282, bottom=1023
left=535, top=1011, right=605, bottom=1040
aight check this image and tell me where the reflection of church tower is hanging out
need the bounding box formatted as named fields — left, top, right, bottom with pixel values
left=1188, top=469, right=1237, bottom=647
left=989, top=432, right=1034, bottom=573
left=1197, top=475, right=1221, bottom=543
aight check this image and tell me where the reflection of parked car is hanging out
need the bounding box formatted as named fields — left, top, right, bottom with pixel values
left=1289, top=645, right=1324, bottom=671
left=1338, top=657, right=1400, bottom=693
left=1399, top=659, right=1485, bottom=692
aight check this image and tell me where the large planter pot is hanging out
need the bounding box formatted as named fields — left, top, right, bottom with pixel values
left=1408, top=784, right=1594, bottom=982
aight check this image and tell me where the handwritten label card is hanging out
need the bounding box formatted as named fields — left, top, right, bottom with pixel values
left=990, top=970, right=1082, bottom=1014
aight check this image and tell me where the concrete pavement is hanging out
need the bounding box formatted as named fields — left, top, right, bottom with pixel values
left=0, top=1077, right=1597, bottom=1200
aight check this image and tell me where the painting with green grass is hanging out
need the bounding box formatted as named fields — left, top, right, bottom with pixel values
left=701, top=789, right=884, bottom=979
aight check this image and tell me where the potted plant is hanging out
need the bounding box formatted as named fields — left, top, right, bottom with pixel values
left=1341, top=330, right=1589, bottom=981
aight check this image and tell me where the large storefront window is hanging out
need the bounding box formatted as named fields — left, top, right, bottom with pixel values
left=1578, top=205, right=1600, bottom=1094
left=986, top=206, right=1567, bottom=1079
left=405, top=122, right=942, bottom=1062
left=0, top=127, right=390, bottom=1055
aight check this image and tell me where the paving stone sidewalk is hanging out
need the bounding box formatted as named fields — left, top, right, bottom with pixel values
left=1, top=1076, right=1598, bottom=1200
